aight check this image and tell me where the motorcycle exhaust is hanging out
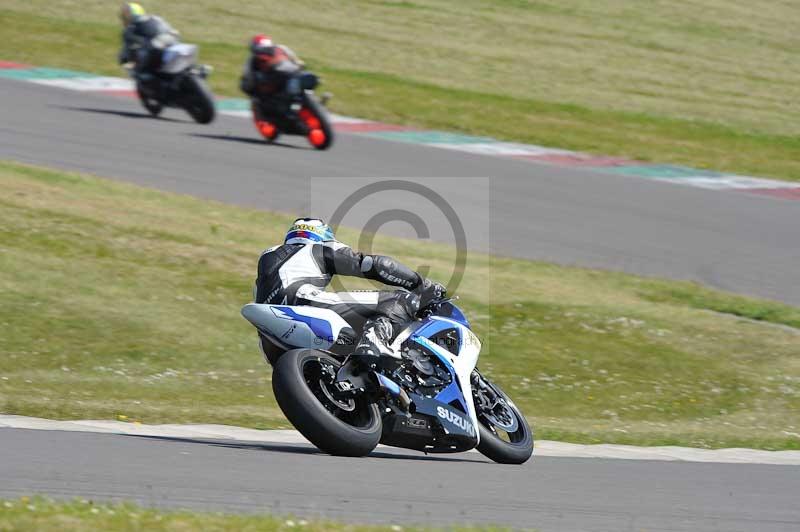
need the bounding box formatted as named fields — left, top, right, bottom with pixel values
left=375, top=373, right=414, bottom=412
left=398, top=387, right=414, bottom=412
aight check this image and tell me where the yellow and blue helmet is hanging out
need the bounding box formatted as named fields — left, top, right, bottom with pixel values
left=285, top=217, right=335, bottom=245
left=120, top=3, right=146, bottom=25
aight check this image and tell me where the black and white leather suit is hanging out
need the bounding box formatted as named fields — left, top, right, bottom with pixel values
left=254, top=240, right=433, bottom=363
left=118, top=15, right=179, bottom=73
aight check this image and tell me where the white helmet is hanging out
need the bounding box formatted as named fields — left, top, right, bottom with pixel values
left=285, top=218, right=336, bottom=245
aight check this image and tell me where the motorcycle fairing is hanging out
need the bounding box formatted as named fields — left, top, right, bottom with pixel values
left=241, top=303, right=353, bottom=350
left=403, top=314, right=481, bottom=447
left=408, top=394, right=477, bottom=441
left=412, top=318, right=462, bottom=354
left=160, top=43, right=198, bottom=74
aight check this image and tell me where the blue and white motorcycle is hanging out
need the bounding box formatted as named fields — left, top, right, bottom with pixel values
left=241, top=296, right=533, bottom=464
left=128, top=43, right=215, bottom=124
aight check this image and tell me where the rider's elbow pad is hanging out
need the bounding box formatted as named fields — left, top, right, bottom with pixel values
left=361, top=255, right=420, bottom=289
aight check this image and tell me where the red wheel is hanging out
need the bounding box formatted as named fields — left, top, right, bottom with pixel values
left=256, top=120, right=278, bottom=140
left=308, top=128, right=327, bottom=148
left=299, top=100, right=334, bottom=150
left=251, top=102, right=279, bottom=142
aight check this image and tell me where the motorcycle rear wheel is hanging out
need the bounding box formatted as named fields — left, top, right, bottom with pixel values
left=251, top=101, right=281, bottom=143
left=272, top=349, right=382, bottom=456
left=474, top=375, right=533, bottom=464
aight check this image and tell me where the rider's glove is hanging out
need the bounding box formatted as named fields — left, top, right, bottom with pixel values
left=416, top=278, right=446, bottom=308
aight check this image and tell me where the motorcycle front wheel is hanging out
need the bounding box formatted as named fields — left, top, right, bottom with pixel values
left=272, top=349, right=382, bottom=456
left=182, top=74, right=215, bottom=124
left=473, top=373, right=533, bottom=464
left=136, top=82, right=163, bottom=117
left=302, top=93, right=334, bottom=150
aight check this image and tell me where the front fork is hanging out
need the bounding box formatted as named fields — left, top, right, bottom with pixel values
left=471, top=370, right=501, bottom=410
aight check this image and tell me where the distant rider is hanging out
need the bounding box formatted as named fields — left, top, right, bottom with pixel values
left=240, top=34, right=307, bottom=140
left=118, top=3, right=180, bottom=75
left=253, top=218, right=445, bottom=364
left=240, top=34, right=305, bottom=99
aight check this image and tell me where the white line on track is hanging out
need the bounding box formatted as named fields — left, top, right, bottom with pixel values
left=29, top=77, right=135, bottom=91
left=2, top=414, right=798, bottom=465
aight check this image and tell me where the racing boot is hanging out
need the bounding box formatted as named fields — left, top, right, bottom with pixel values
left=352, top=317, right=399, bottom=363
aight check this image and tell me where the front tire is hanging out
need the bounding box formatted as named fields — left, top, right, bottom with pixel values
left=474, top=376, right=533, bottom=464
left=303, top=94, right=334, bottom=150
left=136, top=82, right=163, bottom=117
left=272, top=349, right=382, bottom=456
left=182, top=74, right=215, bottom=124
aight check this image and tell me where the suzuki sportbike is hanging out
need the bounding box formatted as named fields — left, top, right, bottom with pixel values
left=249, top=66, right=334, bottom=150
left=129, top=43, right=215, bottom=124
left=241, top=296, right=533, bottom=464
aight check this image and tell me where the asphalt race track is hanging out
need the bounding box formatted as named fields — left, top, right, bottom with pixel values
left=2, top=429, right=799, bottom=531
left=3, top=78, right=800, bottom=531
left=1, top=78, right=799, bottom=305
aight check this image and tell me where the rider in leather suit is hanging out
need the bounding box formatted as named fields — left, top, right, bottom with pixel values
left=240, top=34, right=308, bottom=141
left=240, top=34, right=304, bottom=98
left=118, top=3, right=179, bottom=74
left=254, top=218, right=445, bottom=364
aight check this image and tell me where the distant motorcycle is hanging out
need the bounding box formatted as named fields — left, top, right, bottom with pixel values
left=128, top=43, right=215, bottom=124
left=248, top=65, right=334, bottom=150
left=241, top=295, right=533, bottom=464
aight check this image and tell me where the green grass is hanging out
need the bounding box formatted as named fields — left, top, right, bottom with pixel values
left=1, top=1, right=800, bottom=181
left=1, top=160, right=799, bottom=450
left=0, top=497, right=505, bottom=531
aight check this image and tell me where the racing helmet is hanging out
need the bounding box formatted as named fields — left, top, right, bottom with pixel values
left=120, top=2, right=146, bottom=26
left=250, top=34, right=274, bottom=54
left=285, top=218, right=335, bottom=245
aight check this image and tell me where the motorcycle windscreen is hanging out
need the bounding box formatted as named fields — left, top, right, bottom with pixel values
left=438, top=302, right=470, bottom=329
left=159, top=43, right=198, bottom=74
left=298, top=72, right=319, bottom=90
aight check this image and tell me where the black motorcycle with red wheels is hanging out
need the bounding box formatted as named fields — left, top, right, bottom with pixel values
left=250, top=71, right=334, bottom=150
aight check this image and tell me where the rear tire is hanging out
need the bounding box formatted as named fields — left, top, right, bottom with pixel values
left=251, top=101, right=280, bottom=142
left=183, top=75, right=215, bottom=124
left=474, top=378, right=533, bottom=464
left=272, top=349, right=382, bottom=456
